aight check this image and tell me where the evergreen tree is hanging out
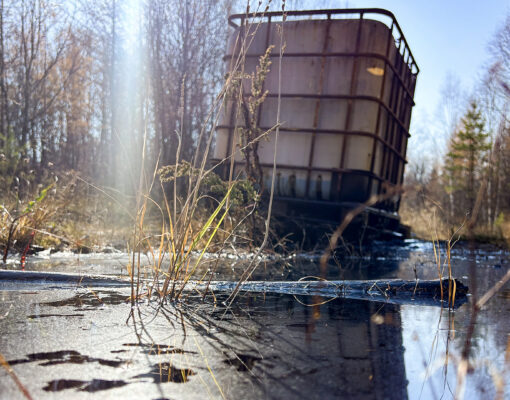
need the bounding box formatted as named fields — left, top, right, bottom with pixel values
left=444, top=101, right=491, bottom=219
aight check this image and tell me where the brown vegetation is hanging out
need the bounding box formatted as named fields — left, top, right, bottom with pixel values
left=0, top=174, right=138, bottom=257
left=1, top=0, right=510, bottom=250
left=402, top=33, right=510, bottom=242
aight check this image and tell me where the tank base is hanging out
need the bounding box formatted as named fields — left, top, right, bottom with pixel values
left=269, top=197, right=407, bottom=249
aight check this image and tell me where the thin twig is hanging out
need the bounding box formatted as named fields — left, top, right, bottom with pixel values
left=0, top=352, right=34, bottom=400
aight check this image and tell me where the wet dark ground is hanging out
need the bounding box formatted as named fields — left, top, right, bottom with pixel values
left=1, top=239, right=510, bottom=399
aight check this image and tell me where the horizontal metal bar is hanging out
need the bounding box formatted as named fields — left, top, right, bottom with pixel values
left=273, top=198, right=401, bottom=218
left=223, top=51, right=417, bottom=103
left=228, top=8, right=419, bottom=74
left=229, top=8, right=394, bottom=25
left=215, top=124, right=408, bottom=163
left=241, top=92, right=411, bottom=135
left=215, top=159, right=389, bottom=181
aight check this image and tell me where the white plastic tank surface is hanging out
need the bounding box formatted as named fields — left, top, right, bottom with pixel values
left=214, top=12, right=417, bottom=210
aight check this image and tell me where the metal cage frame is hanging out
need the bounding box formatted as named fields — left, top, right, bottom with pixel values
left=214, top=8, right=419, bottom=226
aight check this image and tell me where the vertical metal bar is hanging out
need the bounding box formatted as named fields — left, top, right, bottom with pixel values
left=400, top=93, right=408, bottom=126
left=380, top=66, right=399, bottom=183
left=224, top=103, right=236, bottom=178
left=398, top=48, right=405, bottom=80
left=224, top=23, right=247, bottom=178
left=392, top=89, right=401, bottom=140
left=256, top=16, right=272, bottom=130
left=405, top=50, right=410, bottom=70
left=396, top=132, right=409, bottom=211
left=380, top=108, right=392, bottom=181
left=337, top=12, right=364, bottom=197
left=367, top=21, right=394, bottom=197
left=305, top=13, right=331, bottom=199
left=388, top=119, right=398, bottom=183
left=388, top=40, right=405, bottom=189
left=393, top=53, right=412, bottom=189
left=398, top=125, right=408, bottom=186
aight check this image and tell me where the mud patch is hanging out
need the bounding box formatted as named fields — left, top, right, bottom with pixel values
left=122, top=343, right=196, bottom=355
left=224, top=353, right=262, bottom=371
left=27, top=313, right=84, bottom=318
left=287, top=323, right=312, bottom=329
left=135, top=362, right=196, bottom=383
left=8, top=350, right=125, bottom=367
left=41, top=290, right=129, bottom=309
left=43, top=379, right=128, bottom=392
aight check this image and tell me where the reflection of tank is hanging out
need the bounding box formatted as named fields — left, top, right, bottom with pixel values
left=213, top=9, right=419, bottom=237
left=226, top=294, right=409, bottom=399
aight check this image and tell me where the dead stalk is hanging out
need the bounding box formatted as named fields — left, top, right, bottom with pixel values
left=0, top=352, right=34, bottom=400
left=224, top=6, right=287, bottom=307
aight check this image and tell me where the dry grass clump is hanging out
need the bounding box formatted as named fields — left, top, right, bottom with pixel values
left=499, top=218, right=510, bottom=243
left=1, top=182, right=58, bottom=260
left=400, top=201, right=452, bottom=241
left=400, top=185, right=510, bottom=245
left=0, top=174, right=141, bottom=259
left=126, top=160, right=256, bottom=306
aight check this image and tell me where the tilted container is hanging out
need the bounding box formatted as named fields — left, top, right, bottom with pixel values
left=213, top=9, right=419, bottom=236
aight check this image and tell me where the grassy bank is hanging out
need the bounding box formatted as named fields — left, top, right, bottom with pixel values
left=0, top=176, right=139, bottom=257
left=0, top=171, right=262, bottom=260
left=399, top=190, right=510, bottom=246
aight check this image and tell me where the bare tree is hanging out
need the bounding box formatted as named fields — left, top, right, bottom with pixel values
left=0, top=0, right=80, bottom=193
left=147, top=0, right=232, bottom=167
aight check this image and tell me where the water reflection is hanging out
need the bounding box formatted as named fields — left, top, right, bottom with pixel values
left=173, top=293, right=409, bottom=399
left=2, top=239, right=510, bottom=398
left=1, top=279, right=509, bottom=398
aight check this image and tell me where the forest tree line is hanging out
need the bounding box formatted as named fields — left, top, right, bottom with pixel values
left=0, top=0, right=235, bottom=197
left=1, top=0, right=510, bottom=237
left=403, top=14, right=510, bottom=236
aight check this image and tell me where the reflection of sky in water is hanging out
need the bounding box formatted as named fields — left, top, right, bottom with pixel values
left=1, top=240, right=509, bottom=398
left=402, top=302, right=510, bottom=400
left=402, top=277, right=510, bottom=399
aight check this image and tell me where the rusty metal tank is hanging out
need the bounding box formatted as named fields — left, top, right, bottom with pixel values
left=213, top=9, right=419, bottom=237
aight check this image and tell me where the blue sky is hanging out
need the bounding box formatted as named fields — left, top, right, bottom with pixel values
left=344, top=0, right=510, bottom=161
